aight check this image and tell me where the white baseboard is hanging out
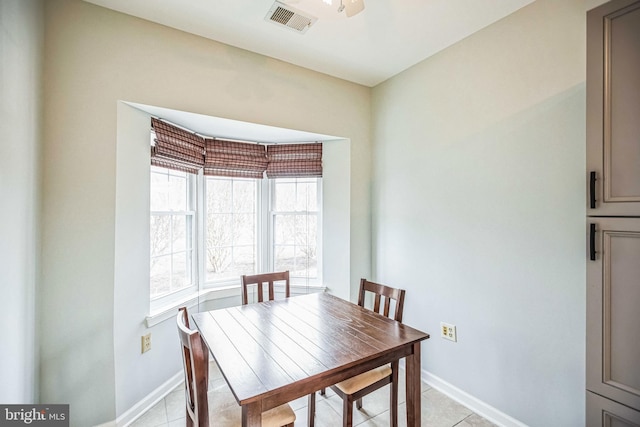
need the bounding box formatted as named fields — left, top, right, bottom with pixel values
left=422, top=371, right=528, bottom=427
left=113, top=371, right=183, bottom=427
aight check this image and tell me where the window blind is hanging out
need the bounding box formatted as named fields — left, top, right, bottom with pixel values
left=204, top=139, right=268, bottom=179
left=266, top=143, right=323, bottom=178
left=149, top=118, right=322, bottom=178
left=150, top=118, right=204, bottom=174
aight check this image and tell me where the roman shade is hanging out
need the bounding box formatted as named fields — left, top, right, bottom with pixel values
left=266, top=144, right=323, bottom=178
left=150, top=118, right=205, bottom=174
left=204, top=139, right=268, bottom=179
left=150, top=118, right=322, bottom=178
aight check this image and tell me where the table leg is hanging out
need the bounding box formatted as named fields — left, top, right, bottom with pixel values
left=405, top=342, right=422, bottom=426
left=308, top=391, right=316, bottom=427
left=242, top=401, right=262, bottom=427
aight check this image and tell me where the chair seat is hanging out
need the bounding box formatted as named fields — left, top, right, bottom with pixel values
left=211, top=402, right=295, bottom=427
left=335, top=364, right=392, bottom=395
left=262, top=403, right=296, bottom=427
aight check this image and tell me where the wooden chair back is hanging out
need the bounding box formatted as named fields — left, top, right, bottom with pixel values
left=176, top=307, right=209, bottom=427
left=310, top=279, right=407, bottom=427
left=357, top=278, right=406, bottom=322
left=241, top=271, right=290, bottom=305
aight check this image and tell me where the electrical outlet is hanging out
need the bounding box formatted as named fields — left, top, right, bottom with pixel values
left=440, top=322, right=457, bottom=342
left=141, top=333, right=151, bottom=353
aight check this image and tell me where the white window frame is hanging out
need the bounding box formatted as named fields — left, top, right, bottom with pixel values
left=267, top=178, right=323, bottom=288
left=200, top=175, right=262, bottom=288
left=149, top=170, right=323, bottom=319
left=198, top=176, right=323, bottom=289
left=149, top=168, right=199, bottom=313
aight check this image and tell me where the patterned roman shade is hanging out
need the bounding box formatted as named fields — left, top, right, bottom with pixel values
left=266, top=143, right=323, bottom=178
left=150, top=118, right=204, bottom=174
left=204, top=139, right=268, bottom=179
left=149, top=118, right=323, bottom=178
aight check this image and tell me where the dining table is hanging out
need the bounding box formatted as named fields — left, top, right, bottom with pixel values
left=191, top=291, right=430, bottom=427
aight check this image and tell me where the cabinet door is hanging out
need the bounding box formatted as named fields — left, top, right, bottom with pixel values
left=587, top=392, right=640, bottom=427
left=587, top=218, right=640, bottom=411
left=587, top=0, right=640, bottom=216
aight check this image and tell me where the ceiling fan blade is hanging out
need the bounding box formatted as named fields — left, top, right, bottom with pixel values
left=344, top=0, right=364, bottom=17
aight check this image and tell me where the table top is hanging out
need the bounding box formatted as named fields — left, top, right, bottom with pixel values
left=191, top=292, right=430, bottom=408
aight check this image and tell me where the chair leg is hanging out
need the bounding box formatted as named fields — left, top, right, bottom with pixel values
left=308, top=392, right=316, bottom=427
left=390, top=362, right=399, bottom=427
left=356, top=397, right=363, bottom=410
left=343, top=395, right=353, bottom=427
left=320, top=387, right=326, bottom=396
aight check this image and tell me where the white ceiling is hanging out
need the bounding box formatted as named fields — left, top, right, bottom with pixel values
left=85, top=0, right=535, bottom=87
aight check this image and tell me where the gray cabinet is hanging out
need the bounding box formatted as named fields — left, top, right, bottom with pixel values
left=587, top=0, right=640, bottom=217
left=586, top=1, right=640, bottom=425
left=587, top=392, right=640, bottom=427
left=586, top=218, right=640, bottom=426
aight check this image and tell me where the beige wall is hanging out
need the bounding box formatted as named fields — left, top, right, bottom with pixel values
left=372, top=0, right=586, bottom=425
left=42, top=0, right=371, bottom=424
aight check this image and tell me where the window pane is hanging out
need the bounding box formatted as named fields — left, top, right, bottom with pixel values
left=205, top=177, right=257, bottom=284
left=296, top=181, right=318, bottom=211
left=274, top=181, right=296, bottom=211
left=233, top=214, right=255, bottom=245
left=274, top=215, right=295, bottom=245
left=233, top=180, right=256, bottom=213
left=150, top=170, right=168, bottom=211
left=150, top=255, right=170, bottom=298
left=150, top=166, right=195, bottom=301
left=168, top=174, right=187, bottom=211
left=294, top=214, right=310, bottom=246
left=172, top=251, right=190, bottom=290
left=274, top=245, right=294, bottom=272
left=296, top=246, right=317, bottom=278
left=293, top=246, right=310, bottom=277
left=207, top=213, right=232, bottom=247
left=206, top=178, right=232, bottom=213
left=271, top=178, right=320, bottom=282
left=206, top=246, right=232, bottom=279
left=172, top=216, right=187, bottom=251
left=150, top=215, right=171, bottom=257
left=233, top=245, right=256, bottom=275
left=150, top=167, right=189, bottom=212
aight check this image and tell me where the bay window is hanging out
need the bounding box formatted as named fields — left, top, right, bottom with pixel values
left=148, top=117, right=323, bottom=308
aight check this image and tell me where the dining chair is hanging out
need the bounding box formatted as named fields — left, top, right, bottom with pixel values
left=176, top=307, right=296, bottom=427
left=177, top=306, right=210, bottom=427
left=240, top=271, right=290, bottom=305
left=309, top=278, right=406, bottom=427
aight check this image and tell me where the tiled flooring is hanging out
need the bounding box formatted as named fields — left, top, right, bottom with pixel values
left=129, top=362, right=496, bottom=427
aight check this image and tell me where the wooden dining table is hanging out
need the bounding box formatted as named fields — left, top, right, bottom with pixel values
left=191, top=292, right=430, bottom=427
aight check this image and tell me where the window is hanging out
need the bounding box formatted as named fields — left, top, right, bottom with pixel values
left=271, top=178, right=320, bottom=285
left=150, top=168, right=322, bottom=306
left=149, top=166, right=196, bottom=303
left=204, top=177, right=257, bottom=283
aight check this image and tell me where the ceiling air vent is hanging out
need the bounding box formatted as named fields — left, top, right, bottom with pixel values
left=265, top=1, right=317, bottom=34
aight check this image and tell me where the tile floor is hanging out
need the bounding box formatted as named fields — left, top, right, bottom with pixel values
left=129, top=362, right=496, bottom=427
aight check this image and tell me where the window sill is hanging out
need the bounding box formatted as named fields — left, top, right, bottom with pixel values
left=145, top=283, right=326, bottom=328
left=145, top=285, right=239, bottom=327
